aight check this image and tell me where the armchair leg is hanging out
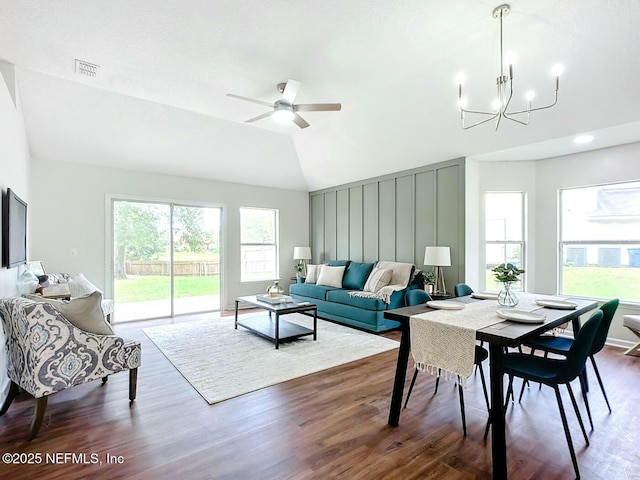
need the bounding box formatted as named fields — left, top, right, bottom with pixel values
left=129, top=368, right=138, bottom=402
left=0, top=381, right=20, bottom=416
left=29, top=397, right=48, bottom=441
left=102, top=376, right=109, bottom=384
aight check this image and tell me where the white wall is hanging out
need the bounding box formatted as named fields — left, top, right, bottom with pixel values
left=29, top=160, right=309, bottom=313
left=468, top=143, right=640, bottom=346
left=0, top=61, right=31, bottom=402
left=467, top=159, right=537, bottom=292
left=536, top=142, right=640, bottom=344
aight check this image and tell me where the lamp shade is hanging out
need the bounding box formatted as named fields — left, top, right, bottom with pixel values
left=424, top=246, right=451, bottom=267
left=293, top=246, right=312, bottom=260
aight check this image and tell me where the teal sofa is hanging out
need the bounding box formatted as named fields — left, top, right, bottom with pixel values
left=289, top=260, right=418, bottom=333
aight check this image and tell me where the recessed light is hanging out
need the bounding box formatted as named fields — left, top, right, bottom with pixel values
left=574, top=135, right=594, bottom=144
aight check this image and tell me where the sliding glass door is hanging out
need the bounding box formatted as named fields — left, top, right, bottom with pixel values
left=172, top=205, right=221, bottom=316
left=112, top=199, right=222, bottom=322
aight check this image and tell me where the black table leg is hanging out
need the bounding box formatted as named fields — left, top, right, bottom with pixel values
left=275, top=313, right=280, bottom=349
left=489, top=343, right=508, bottom=479
left=313, top=308, right=317, bottom=340
left=234, top=300, right=239, bottom=329
left=388, top=319, right=410, bottom=426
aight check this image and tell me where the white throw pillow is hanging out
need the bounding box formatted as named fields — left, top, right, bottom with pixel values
left=364, top=267, right=393, bottom=293
left=305, top=264, right=322, bottom=284
left=26, top=291, right=114, bottom=335
left=67, top=273, right=101, bottom=298
left=316, top=265, right=346, bottom=288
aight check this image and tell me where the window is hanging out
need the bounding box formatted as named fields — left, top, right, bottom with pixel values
left=560, top=180, right=640, bottom=302
left=485, top=192, right=526, bottom=291
left=240, top=207, right=279, bottom=282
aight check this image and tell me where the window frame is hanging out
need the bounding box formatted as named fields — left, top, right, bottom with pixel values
left=558, top=180, right=640, bottom=302
left=484, top=191, right=527, bottom=291
left=239, top=206, right=279, bottom=283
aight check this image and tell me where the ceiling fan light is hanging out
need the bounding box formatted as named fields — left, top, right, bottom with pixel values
left=273, top=108, right=295, bottom=123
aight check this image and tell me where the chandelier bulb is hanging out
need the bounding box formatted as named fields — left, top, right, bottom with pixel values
left=525, top=90, right=535, bottom=102
left=551, top=63, right=564, bottom=77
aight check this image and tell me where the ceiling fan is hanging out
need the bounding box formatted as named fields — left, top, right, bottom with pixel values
left=227, top=80, right=341, bottom=129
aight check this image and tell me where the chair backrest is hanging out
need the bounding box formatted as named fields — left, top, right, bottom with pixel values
left=406, top=289, right=432, bottom=306
left=590, top=298, right=619, bottom=355
left=557, top=310, right=603, bottom=384
left=454, top=283, right=473, bottom=297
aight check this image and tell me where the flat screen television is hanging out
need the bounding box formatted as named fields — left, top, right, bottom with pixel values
left=2, top=188, right=28, bottom=268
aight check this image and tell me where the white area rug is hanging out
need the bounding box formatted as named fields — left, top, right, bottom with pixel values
left=143, top=313, right=399, bottom=404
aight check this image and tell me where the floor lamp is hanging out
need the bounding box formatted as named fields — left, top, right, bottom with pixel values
left=424, top=246, right=451, bottom=295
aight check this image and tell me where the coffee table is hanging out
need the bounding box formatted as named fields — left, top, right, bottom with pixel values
left=235, top=295, right=318, bottom=349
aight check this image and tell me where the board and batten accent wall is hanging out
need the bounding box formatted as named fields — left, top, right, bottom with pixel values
left=309, top=158, right=465, bottom=291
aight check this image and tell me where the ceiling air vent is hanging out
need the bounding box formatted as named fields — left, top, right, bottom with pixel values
left=75, top=59, right=99, bottom=78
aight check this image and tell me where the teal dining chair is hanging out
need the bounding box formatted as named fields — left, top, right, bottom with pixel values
left=502, top=309, right=603, bottom=480
left=522, top=298, right=619, bottom=427
left=454, top=283, right=473, bottom=297
left=405, top=289, right=432, bottom=306
left=404, top=288, right=489, bottom=437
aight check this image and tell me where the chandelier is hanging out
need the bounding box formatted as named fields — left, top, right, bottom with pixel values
left=457, top=4, right=563, bottom=130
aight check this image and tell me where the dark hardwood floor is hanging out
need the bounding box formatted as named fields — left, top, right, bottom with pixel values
left=1, top=311, right=639, bottom=479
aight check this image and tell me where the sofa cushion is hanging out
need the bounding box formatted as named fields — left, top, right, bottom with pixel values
left=326, top=260, right=351, bottom=268
left=326, top=289, right=387, bottom=311
left=289, top=283, right=340, bottom=301
left=67, top=272, right=101, bottom=297
left=364, top=267, right=393, bottom=292
left=317, top=265, right=346, bottom=288
left=26, top=291, right=114, bottom=335
left=305, top=264, right=322, bottom=284
left=342, top=262, right=375, bottom=290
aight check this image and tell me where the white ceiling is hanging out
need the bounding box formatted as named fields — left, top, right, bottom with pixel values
left=1, top=0, right=640, bottom=191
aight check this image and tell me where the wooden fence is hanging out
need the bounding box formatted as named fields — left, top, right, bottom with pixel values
left=126, top=261, right=220, bottom=276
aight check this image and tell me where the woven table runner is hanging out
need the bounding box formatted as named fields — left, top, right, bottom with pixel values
left=409, top=293, right=567, bottom=384
left=410, top=301, right=503, bottom=385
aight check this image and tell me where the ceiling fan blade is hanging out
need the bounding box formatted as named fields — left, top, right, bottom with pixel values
left=245, top=111, right=275, bottom=123
left=281, top=79, right=301, bottom=105
left=294, top=103, right=342, bottom=112
left=227, top=93, right=274, bottom=108
left=292, top=113, right=310, bottom=129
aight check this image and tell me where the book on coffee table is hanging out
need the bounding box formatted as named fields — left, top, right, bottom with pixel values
left=256, top=294, right=293, bottom=304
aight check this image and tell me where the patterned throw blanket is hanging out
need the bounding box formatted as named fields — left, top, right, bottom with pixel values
left=349, top=261, right=414, bottom=304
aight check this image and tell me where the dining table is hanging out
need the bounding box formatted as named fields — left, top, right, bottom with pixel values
left=383, top=294, right=598, bottom=480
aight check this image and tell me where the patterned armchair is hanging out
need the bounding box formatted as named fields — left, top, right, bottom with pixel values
left=0, top=297, right=141, bottom=439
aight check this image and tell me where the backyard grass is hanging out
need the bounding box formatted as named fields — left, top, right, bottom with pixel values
left=485, top=266, right=640, bottom=301
left=561, top=266, right=640, bottom=300
left=115, top=275, right=219, bottom=303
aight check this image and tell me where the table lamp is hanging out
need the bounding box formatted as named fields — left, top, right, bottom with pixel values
left=424, top=246, right=451, bottom=295
left=293, top=246, right=312, bottom=277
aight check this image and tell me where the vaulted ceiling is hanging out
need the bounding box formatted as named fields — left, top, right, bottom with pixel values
left=1, top=1, right=639, bottom=191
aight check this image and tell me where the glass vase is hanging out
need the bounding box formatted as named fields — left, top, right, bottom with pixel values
left=498, top=282, right=519, bottom=307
